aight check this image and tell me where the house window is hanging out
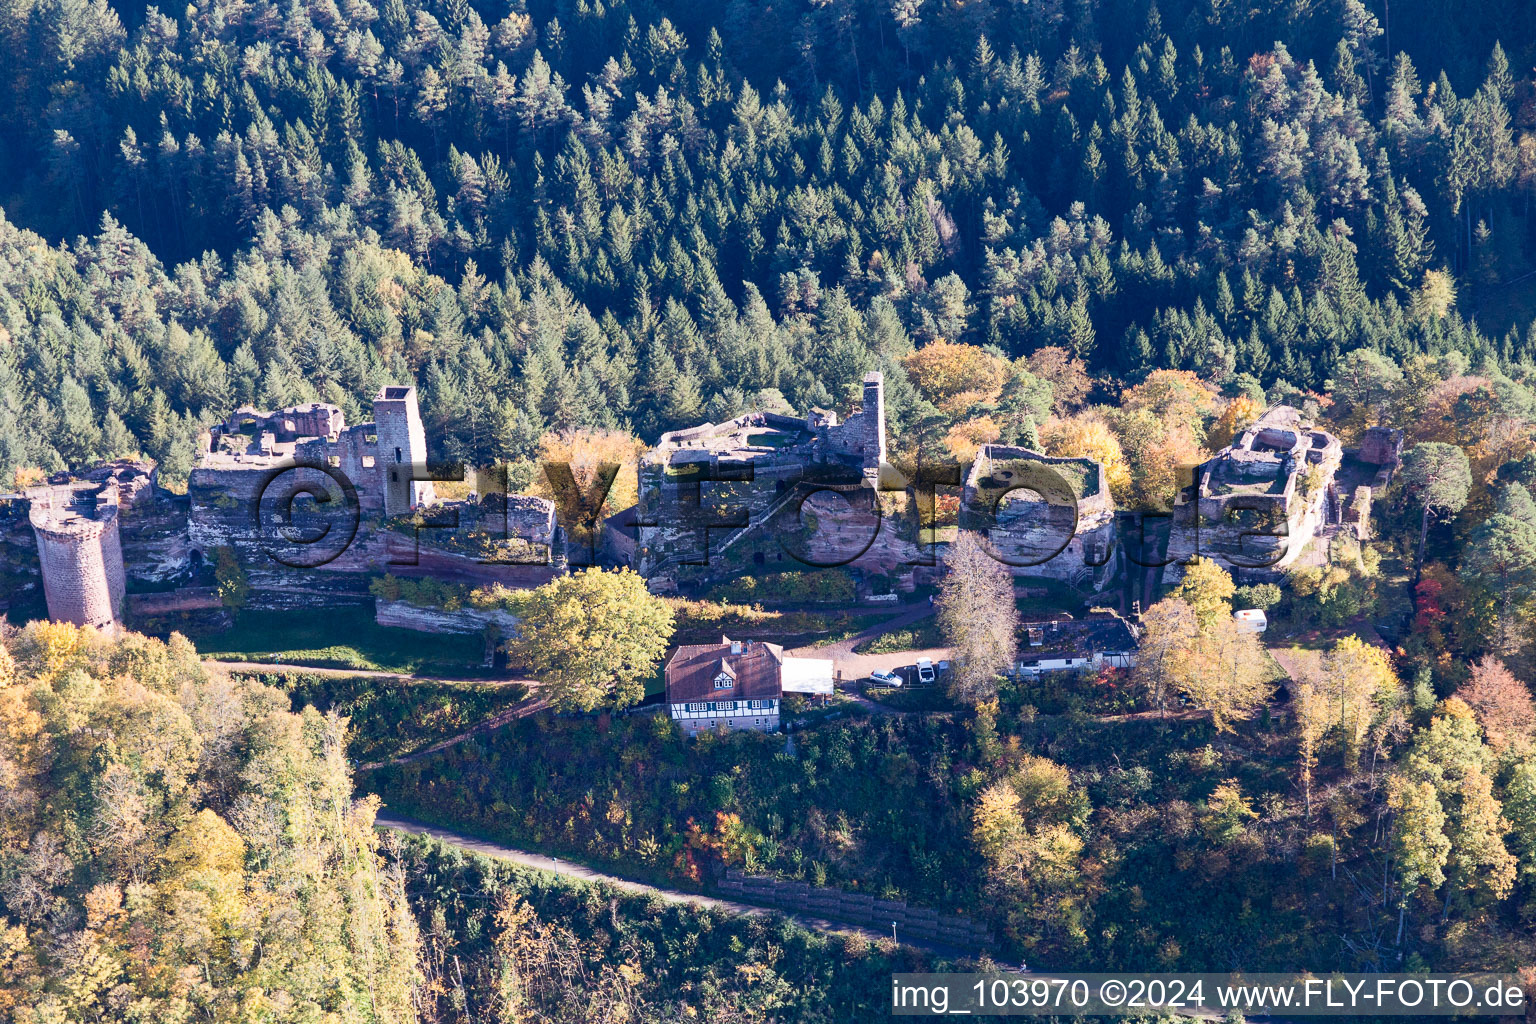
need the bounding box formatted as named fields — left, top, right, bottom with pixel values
left=713, top=672, right=734, bottom=689
left=687, top=702, right=707, bottom=713
left=713, top=701, right=737, bottom=712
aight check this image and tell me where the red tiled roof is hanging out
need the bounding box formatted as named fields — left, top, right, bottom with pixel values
left=665, top=638, right=783, bottom=703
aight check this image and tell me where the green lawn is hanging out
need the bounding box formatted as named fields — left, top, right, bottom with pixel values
left=194, top=605, right=486, bottom=674
left=854, top=620, right=943, bottom=654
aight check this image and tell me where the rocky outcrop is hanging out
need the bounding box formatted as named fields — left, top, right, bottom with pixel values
left=373, top=597, right=520, bottom=636
left=962, top=445, right=1120, bottom=590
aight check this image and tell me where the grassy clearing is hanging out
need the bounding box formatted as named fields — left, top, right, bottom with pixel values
left=194, top=605, right=485, bottom=674
left=854, top=620, right=943, bottom=654
left=668, top=596, right=888, bottom=646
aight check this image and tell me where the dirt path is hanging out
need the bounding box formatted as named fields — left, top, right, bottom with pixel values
left=358, top=694, right=550, bottom=770
left=373, top=816, right=1264, bottom=1018
left=373, top=813, right=968, bottom=955
left=787, top=603, right=951, bottom=680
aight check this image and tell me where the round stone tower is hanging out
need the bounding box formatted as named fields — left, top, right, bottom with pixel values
left=28, top=481, right=127, bottom=634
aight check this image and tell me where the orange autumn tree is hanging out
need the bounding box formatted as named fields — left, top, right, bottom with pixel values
left=903, top=340, right=1008, bottom=416
left=531, top=428, right=647, bottom=537
left=1455, top=657, right=1536, bottom=752
left=1108, top=371, right=1219, bottom=509
left=945, top=416, right=1003, bottom=461
left=1039, top=414, right=1133, bottom=502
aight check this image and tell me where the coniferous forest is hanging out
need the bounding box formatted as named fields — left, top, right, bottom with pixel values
left=2, top=0, right=1536, bottom=484
left=7, top=0, right=1536, bottom=1019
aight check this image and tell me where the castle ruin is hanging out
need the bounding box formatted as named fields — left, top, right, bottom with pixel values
left=1168, top=406, right=1401, bottom=575
left=960, top=445, right=1120, bottom=590
left=23, top=464, right=151, bottom=633
left=199, top=385, right=436, bottom=518
left=3, top=386, right=562, bottom=632
left=623, top=380, right=1402, bottom=599
left=3, top=371, right=1408, bottom=635
left=628, top=372, right=932, bottom=593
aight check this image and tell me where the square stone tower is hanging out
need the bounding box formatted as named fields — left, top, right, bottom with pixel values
left=861, top=371, right=887, bottom=472
left=373, top=385, right=435, bottom=516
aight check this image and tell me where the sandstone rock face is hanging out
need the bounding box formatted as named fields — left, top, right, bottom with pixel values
left=373, top=597, right=520, bottom=635
left=961, top=445, right=1120, bottom=590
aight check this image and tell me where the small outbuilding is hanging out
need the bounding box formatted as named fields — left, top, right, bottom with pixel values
left=1233, top=609, right=1268, bottom=634
left=781, top=657, right=835, bottom=696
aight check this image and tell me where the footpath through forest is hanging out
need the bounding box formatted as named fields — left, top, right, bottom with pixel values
left=373, top=812, right=980, bottom=958
left=374, top=815, right=1264, bottom=1022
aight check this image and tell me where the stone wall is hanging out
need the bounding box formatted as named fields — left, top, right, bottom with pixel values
left=1358, top=425, right=1404, bottom=470
left=3, top=463, right=190, bottom=620
left=218, top=402, right=345, bottom=442
left=820, top=372, right=886, bottom=472
left=1173, top=406, right=1344, bottom=574
left=127, top=587, right=223, bottom=615
left=961, top=446, right=1120, bottom=590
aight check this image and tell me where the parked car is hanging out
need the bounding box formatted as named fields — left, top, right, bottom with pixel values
left=937, top=659, right=951, bottom=674
left=914, top=657, right=936, bottom=684
left=868, top=668, right=903, bottom=688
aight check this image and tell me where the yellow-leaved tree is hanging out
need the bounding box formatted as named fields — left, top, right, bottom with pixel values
left=1305, top=635, right=1405, bottom=769
left=531, top=428, right=647, bottom=538
left=1176, top=557, right=1236, bottom=629
left=507, top=568, right=676, bottom=711
left=1039, top=414, right=1133, bottom=501
left=1206, top=394, right=1262, bottom=451
left=971, top=756, right=1092, bottom=953
left=0, top=623, right=421, bottom=1022
left=903, top=340, right=1008, bottom=415
left=944, top=415, right=1002, bottom=461
left=1134, top=594, right=1272, bottom=729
